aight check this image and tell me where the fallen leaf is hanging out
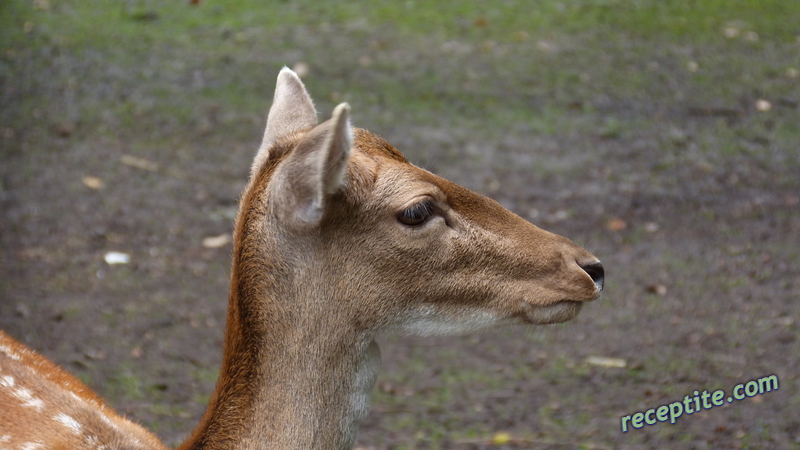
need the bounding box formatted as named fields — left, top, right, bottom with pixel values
left=606, top=217, right=627, bottom=231
left=82, top=176, right=104, bottom=190
left=121, top=154, right=159, bottom=172
left=586, top=356, right=627, bottom=368
left=202, top=233, right=231, bottom=248
left=491, top=432, right=511, bottom=444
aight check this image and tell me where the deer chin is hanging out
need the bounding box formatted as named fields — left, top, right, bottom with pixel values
left=392, top=299, right=586, bottom=336
left=520, top=300, right=584, bottom=325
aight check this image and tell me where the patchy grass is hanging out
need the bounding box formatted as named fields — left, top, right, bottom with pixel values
left=6, top=0, right=798, bottom=140
left=2, top=0, right=799, bottom=448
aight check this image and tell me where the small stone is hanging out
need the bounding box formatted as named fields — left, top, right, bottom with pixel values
left=292, top=62, right=310, bottom=78
left=202, top=234, right=231, bottom=248
left=104, top=251, right=130, bottom=265
left=647, top=284, right=668, bottom=296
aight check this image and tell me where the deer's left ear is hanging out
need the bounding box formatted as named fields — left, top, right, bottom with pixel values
left=269, top=103, right=353, bottom=228
left=253, top=67, right=318, bottom=177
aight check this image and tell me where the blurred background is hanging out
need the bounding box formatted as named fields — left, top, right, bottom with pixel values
left=1, top=1, right=798, bottom=448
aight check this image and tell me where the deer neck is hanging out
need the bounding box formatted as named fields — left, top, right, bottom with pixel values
left=179, top=248, right=381, bottom=450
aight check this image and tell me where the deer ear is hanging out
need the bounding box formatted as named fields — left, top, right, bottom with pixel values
left=271, top=103, right=353, bottom=228
left=252, top=67, right=318, bottom=177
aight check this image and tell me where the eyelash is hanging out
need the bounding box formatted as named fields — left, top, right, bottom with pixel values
left=398, top=200, right=434, bottom=226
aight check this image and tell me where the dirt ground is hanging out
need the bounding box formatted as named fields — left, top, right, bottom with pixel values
left=2, top=2, right=799, bottom=449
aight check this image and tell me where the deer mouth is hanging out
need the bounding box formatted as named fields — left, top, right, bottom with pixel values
left=519, top=300, right=583, bottom=325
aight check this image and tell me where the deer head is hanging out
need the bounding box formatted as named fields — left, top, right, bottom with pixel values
left=241, top=67, right=602, bottom=336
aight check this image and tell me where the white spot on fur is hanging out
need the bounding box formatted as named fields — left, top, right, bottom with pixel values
left=0, top=375, right=14, bottom=388
left=69, top=391, right=103, bottom=410
left=0, top=435, right=10, bottom=442
left=20, top=443, right=44, bottom=450
left=85, top=433, right=112, bottom=450
left=10, top=386, right=45, bottom=412
left=0, top=345, right=21, bottom=361
left=99, top=412, right=122, bottom=431
left=54, top=412, right=82, bottom=435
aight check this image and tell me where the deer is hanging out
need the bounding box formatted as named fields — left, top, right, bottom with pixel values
left=0, top=67, right=604, bottom=449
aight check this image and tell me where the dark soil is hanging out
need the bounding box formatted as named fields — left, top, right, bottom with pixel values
left=2, top=2, right=799, bottom=449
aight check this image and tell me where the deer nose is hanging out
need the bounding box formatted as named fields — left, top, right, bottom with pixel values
left=580, top=262, right=604, bottom=292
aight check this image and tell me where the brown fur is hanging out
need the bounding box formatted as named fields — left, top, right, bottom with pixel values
left=0, top=331, right=167, bottom=449
left=0, top=68, right=602, bottom=449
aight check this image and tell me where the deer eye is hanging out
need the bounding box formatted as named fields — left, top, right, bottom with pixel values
left=398, top=200, right=434, bottom=226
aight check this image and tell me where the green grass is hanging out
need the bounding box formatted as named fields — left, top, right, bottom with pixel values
left=4, top=0, right=787, bottom=51
left=4, top=0, right=798, bottom=146
left=106, top=361, right=148, bottom=401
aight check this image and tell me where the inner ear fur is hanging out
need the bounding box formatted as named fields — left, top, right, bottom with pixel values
left=270, top=103, right=353, bottom=228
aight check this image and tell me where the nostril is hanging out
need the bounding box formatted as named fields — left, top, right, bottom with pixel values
left=580, top=262, right=605, bottom=291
